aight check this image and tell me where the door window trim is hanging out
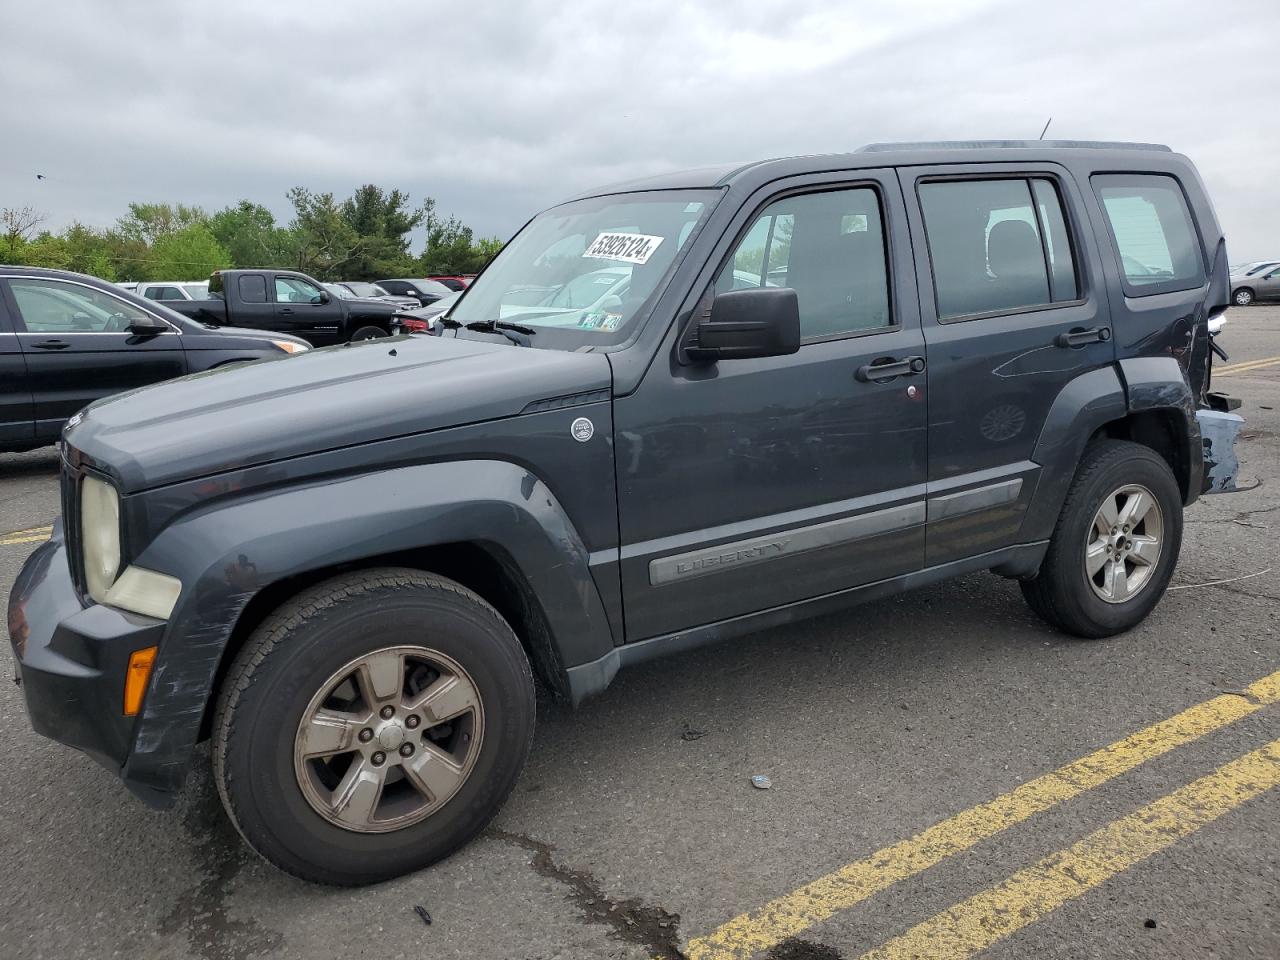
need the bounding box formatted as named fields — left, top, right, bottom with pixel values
left=0, top=276, right=182, bottom=335
left=912, top=172, right=1089, bottom=325
left=700, top=180, right=901, bottom=347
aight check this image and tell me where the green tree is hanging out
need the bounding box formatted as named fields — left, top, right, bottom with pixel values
left=115, top=202, right=207, bottom=245
left=418, top=211, right=501, bottom=275
left=337, top=185, right=427, bottom=279
left=287, top=187, right=363, bottom=279
left=61, top=222, right=119, bottom=280
left=145, top=224, right=231, bottom=280
left=2, top=206, right=45, bottom=263
left=20, top=232, right=71, bottom=269
left=208, top=201, right=298, bottom=268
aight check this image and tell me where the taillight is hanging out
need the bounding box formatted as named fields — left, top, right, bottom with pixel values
left=399, top=317, right=431, bottom=333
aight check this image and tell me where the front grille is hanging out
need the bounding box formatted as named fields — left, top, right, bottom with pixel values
left=59, top=451, right=86, bottom=598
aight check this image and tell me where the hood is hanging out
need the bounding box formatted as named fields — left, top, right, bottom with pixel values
left=65, top=334, right=613, bottom=492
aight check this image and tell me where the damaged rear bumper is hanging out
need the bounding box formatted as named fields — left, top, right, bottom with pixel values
left=1197, top=399, right=1245, bottom=494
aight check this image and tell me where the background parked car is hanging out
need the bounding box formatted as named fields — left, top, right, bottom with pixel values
left=376, top=278, right=454, bottom=306
left=399, top=290, right=462, bottom=330
left=332, top=281, right=419, bottom=310
left=0, top=267, right=309, bottom=452
left=1231, top=263, right=1280, bottom=305
left=425, top=275, right=475, bottom=291
left=1230, top=260, right=1280, bottom=278
left=136, top=280, right=210, bottom=302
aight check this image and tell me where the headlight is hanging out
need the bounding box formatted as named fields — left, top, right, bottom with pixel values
left=81, top=475, right=121, bottom=602
left=271, top=339, right=309, bottom=354
left=81, top=475, right=183, bottom=619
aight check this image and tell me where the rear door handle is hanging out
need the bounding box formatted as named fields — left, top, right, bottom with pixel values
left=1054, top=326, right=1111, bottom=348
left=31, top=339, right=70, bottom=350
left=855, top=356, right=926, bottom=382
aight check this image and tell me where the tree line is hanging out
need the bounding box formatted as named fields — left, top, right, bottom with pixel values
left=0, top=185, right=505, bottom=283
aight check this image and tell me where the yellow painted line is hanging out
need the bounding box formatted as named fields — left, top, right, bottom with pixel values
left=685, top=669, right=1280, bottom=960
left=858, top=738, right=1280, bottom=960
left=1215, top=354, right=1280, bottom=376
left=0, top=525, right=52, bottom=546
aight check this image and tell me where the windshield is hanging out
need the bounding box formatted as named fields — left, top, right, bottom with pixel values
left=325, top=283, right=356, bottom=299
left=449, top=189, right=718, bottom=347
left=345, top=281, right=386, bottom=297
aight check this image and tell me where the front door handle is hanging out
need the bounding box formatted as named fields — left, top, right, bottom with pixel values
left=31, top=339, right=70, bottom=350
left=1054, top=326, right=1111, bottom=348
left=279, top=307, right=294, bottom=315
left=855, top=356, right=925, bottom=382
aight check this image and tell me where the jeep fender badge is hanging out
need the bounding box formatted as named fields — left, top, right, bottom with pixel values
left=571, top=417, right=594, bottom=442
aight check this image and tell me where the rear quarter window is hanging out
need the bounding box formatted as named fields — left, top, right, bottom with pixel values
left=1091, top=173, right=1205, bottom=296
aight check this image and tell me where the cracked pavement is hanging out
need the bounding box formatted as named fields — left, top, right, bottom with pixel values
left=0, top=307, right=1276, bottom=960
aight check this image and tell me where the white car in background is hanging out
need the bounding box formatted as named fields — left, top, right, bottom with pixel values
left=136, top=280, right=210, bottom=302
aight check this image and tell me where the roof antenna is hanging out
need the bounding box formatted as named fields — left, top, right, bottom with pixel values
left=1038, top=116, right=1053, bottom=141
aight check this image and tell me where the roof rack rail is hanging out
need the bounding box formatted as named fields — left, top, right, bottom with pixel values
left=856, top=139, right=1172, bottom=153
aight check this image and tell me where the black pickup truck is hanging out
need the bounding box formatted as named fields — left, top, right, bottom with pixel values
left=165, top=269, right=403, bottom=345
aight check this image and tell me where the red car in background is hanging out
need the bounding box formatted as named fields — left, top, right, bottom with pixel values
left=426, top=275, right=475, bottom=292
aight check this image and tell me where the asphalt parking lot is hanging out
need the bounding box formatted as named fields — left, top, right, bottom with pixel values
left=0, top=309, right=1277, bottom=960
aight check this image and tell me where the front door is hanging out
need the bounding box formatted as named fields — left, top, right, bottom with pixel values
left=0, top=289, right=34, bottom=447
left=615, top=173, right=929, bottom=641
left=899, top=164, right=1116, bottom=566
left=0, top=277, right=187, bottom=439
left=273, top=274, right=344, bottom=343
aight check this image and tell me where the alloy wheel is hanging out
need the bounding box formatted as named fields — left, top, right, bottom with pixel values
left=293, top=645, right=484, bottom=833
left=1083, top=483, right=1164, bottom=604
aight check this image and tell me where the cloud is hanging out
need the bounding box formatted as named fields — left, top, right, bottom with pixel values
left=1, top=0, right=1276, bottom=257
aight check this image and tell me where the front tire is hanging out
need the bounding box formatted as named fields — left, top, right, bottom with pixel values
left=1020, top=440, right=1182, bottom=638
left=212, top=569, right=535, bottom=885
left=1232, top=288, right=1255, bottom=306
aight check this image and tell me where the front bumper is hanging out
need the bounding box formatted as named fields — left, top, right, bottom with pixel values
left=8, top=524, right=167, bottom=797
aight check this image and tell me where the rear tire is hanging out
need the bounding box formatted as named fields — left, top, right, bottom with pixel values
left=1020, top=440, right=1182, bottom=638
left=350, top=326, right=389, bottom=341
left=1232, top=288, right=1255, bottom=306
left=212, top=568, right=535, bottom=885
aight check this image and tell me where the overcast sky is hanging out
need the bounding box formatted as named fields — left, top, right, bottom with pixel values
left=2, top=0, right=1276, bottom=258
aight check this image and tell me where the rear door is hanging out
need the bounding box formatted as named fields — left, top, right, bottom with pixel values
left=0, top=286, right=34, bottom=447
left=1088, top=172, right=1216, bottom=399
left=0, top=276, right=186, bottom=440
left=899, top=163, right=1116, bottom=566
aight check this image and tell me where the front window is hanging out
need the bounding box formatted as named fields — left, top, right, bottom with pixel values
left=276, top=276, right=324, bottom=304
left=449, top=189, right=719, bottom=347
left=7, top=278, right=161, bottom=333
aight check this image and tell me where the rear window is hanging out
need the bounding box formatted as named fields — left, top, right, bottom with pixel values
left=238, top=275, right=267, bottom=303
left=1092, top=174, right=1204, bottom=294
left=918, top=177, right=1079, bottom=320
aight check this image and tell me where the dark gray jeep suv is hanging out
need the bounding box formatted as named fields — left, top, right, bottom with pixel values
left=9, top=141, right=1244, bottom=884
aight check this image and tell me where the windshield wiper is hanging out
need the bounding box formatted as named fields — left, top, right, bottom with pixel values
left=435, top=315, right=462, bottom=329
left=464, top=319, right=537, bottom=346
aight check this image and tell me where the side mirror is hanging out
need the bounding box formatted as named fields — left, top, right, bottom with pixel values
left=128, top=314, right=169, bottom=335
left=316, top=291, right=330, bottom=304
left=685, top=287, right=801, bottom=363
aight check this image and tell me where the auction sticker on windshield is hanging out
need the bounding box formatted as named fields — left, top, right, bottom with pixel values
left=583, top=232, right=664, bottom=264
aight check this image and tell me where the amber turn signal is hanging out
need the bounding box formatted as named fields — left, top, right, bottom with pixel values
left=124, top=646, right=158, bottom=716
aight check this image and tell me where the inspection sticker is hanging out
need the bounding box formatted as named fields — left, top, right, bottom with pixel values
left=583, top=232, right=664, bottom=264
